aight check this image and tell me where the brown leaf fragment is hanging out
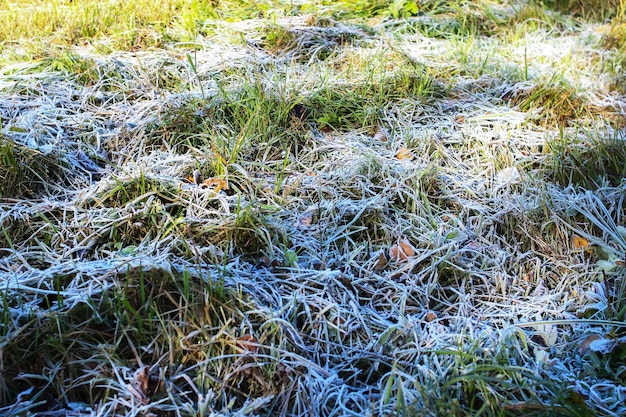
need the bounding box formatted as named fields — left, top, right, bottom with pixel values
left=373, top=251, right=387, bottom=271
left=373, top=126, right=388, bottom=142
left=389, top=244, right=405, bottom=262
left=236, top=335, right=259, bottom=353
left=396, top=147, right=413, bottom=160
left=201, top=177, right=228, bottom=192
left=578, top=334, right=603, bottom=355
left=399, top=239, right=416, bottom=257
left=531, top=322, right=557, bottom=347
left=389, top=238, right=416, bottom=262
left=531, top=334, right=548, bottom=347
left=294, top=212, right=314, bottom=230
left=424, top=311, right=438, bottom=322
left=572, top=236, right=589, bottom=249
left=129, top=366, right=150, bottom=404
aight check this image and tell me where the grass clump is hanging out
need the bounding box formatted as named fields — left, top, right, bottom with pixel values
left=305, top=66, right=442, bottom=130
left=0, top=136, right=67, bottom=198
left=540, top=0, right=624, bottom=22
left=95, top=173, right=180, bottom=208
left=544, top=128, right=626, bottom=189
left=504, top=78, right=588, bottom=127
left=0, top=266, right=292, bottom=414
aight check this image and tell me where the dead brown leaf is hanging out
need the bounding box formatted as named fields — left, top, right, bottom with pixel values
left=578, top=334, right=602, bottom=355
left=390, top=238, right=416, bottom=262
left=294, top=212, right=314, bottom=230
left=424, top=311, right=438, bottom=322
left=201, top=177, right=228, bottom=192
left=396, top=147, right=413, bottom=160
left=128, top=366, right=150, bottom=404
left=573, top=236, right=589, bottom=249
left=399, top=238, right=416, bottom=257
left=236, top=335, right=259, bottom=354
left=389, top=244, right=405, bottom=262
left=373, top=126, right=388, bottom=142
left=373, top=252, right=387, bottom=271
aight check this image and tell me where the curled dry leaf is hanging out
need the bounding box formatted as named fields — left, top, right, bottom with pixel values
left=578, top=334, right=603, bottom=355
left=373, top=126, right=388, bottom=142
left=128, top=366, right=150, bottom=405
left=572, top=236, right=589, bottom=250
left=399, top=239, right=416, bottom=257
left=294, top=211, right=314, bottom=230
left=236, top=334, right=259, bottom=354
left=389, top=239, right=415, bottom=262
left=373, top=251, right=387, bottom=271
left=465, top=240, right=482, bottom=251
left=396, top=147, right=413, bottom=160
left=201, top=177, right=228, bottom=192
left=389, top=245, right=404, bottom=262
left=424, top=311, right=437, bottom=322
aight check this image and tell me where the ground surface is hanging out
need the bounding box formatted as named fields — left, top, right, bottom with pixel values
left=1, top=1, right=626, bottom=416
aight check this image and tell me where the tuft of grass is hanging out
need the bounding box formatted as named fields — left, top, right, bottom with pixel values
left=505, top=2, right=572, bottom=35
left=0, top=266, right=291, bottom=414
left=305, top=66, right=442, bottom=130
left=504, top=77, right=588, bottom=127
left=540, top=0, right=624, bottom=22
left=0, top=136, right=67, bottom=198
left=544, top=128, right=626, bottom=188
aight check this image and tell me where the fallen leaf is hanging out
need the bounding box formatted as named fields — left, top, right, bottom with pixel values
left=201, top=177, right=228, bottom=192
left=578, top=334, right=602, bottom=355
left=573, top=236, right=589, bottom=250
left=373, top=251, right=387, bottom=271
left=424, top=311, right=437, bottom=322
left=465, top=240, right=482, bottom=251
left=128, top=366, right=150, bottom=404
left=399, top=239, right=416, bottom=257
left=373, top=126, right=388, bottom=142
left=589, top=336, right=619, bottom=354
left=389, top=238, right=416, bottom=262
left=396, top=147, right=413, bottom=160
left=294, top=212, right=314, bottom=230
left=389, top=244, right=405, bottom=262
left=532, top=322, right=558, bottom=347
left=236, top=335, right=259, bottom=353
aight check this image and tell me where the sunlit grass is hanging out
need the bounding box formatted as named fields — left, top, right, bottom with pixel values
left=1, top=1, right=626, bottom=416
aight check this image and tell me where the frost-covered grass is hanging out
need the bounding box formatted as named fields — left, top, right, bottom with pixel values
left=1, top=0, right=626, bottom=416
